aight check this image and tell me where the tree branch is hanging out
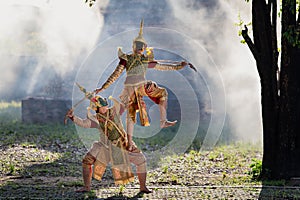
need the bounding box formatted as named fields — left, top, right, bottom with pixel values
left=242, top=25, right=259, bottom=61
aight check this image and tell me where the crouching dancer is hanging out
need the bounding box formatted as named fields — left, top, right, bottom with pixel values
left=66, top=95, right=151, bottom=194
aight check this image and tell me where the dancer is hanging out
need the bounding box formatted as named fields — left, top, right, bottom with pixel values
left=66, top=94, right=151, bottom=193
left=94, top=19, right=196, bottom=150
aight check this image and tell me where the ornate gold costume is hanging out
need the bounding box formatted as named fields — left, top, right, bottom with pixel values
left=68, top=85, right=150, bottom=193
left=97, top=50, right=186, bottom=127
left=74, top=103, right=135, bottom=185
left=96, top=19, right=190, bottom=127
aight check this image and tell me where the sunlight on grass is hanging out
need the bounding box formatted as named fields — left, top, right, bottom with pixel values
left=0, top=101, right=21, bottom=123
left=153, top=142, right=263, bottom=186
left=0, top=101, right=263, bottom=188
left=0, top=101, right=21, bottom=109
left=0, top=145, right=63, bottom=176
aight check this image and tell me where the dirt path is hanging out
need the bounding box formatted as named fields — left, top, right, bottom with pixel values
left=0, top=176, right=259, bottom=199
left=2, top=176, right=300, bottom=199
left=0, top=134, right=298, bottom=199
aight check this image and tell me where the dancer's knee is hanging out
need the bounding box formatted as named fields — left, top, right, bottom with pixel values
left=130, top=153, right=146, bottom=168
left=82, top=153, right=96, bottom=166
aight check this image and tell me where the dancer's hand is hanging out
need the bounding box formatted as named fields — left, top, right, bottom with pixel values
left=66, top=109, right=74, bottom=119
left=181, top=61, right=197, bottom=72
left=188, top=63, right=197, bottom=72
left=94, top=88, right=103, bottom=94
left=181, top=61, right=188, bottom=66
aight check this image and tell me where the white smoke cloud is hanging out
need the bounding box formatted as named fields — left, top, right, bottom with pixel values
left=0, top=0, right=262, bottom=143
left=166, top=0, right=262, bottom=143
left=0, top=0, right=106, bottom=97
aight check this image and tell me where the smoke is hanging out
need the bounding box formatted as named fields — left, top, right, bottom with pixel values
left=166, top=0, right=262, bottom=143
left=0, top=0, right=106, bottom=99
left=71, top=0, right=262, bottom=150
left=0, top=0, right=262, bottom=144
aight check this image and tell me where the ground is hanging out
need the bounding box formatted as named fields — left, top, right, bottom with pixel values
left=1, top=131, right=300, bottom=199
left=1, top=104, right=300, bottom=199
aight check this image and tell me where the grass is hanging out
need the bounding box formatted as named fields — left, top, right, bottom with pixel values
left=150, top=142, right=263, bottom=187
left=0, top=101, right=21, bottom=123
left=1, top=101, right=299, bottom=199
left=0, top=101, right=21, bottom=109
left=0, top=102, right=83, bottom=177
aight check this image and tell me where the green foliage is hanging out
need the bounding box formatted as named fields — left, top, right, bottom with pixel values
left=248, top=158, right=262, bottom=180
left=235, top=12, right=252, bottom=44
left=161, top=165, right=169, bottom=174
left=9, top=163, right=16, bottom=174
left=283, top=26, right=300, bottom=48
left=118, top=184, right=126, bottom=194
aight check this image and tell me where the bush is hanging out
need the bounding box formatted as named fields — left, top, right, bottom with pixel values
left=248, top=158, right=262, bottom=180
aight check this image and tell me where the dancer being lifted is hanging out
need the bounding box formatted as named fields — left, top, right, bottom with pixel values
left=94, top=19, right=196, bottom=151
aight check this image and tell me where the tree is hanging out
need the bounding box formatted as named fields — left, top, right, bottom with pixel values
left=241, top=0, right=300, bottom=179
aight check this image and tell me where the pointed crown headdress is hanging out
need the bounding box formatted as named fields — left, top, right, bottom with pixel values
left=133, top=19, right=147, bottom=45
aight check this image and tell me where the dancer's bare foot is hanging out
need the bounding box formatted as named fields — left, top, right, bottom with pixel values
left=140, top=187, right=152, bottom=194
left=160, top=120, right=177, bottom=128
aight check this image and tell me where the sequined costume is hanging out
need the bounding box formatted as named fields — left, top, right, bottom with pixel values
left=70, top=97, right=147, bottom=186
left=96, top=20, right=186, bottom=127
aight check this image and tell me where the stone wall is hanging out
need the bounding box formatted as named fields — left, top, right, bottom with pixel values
left=21, top=97, right=206, bottom=125
left=22, top=97, right=71, bottom=124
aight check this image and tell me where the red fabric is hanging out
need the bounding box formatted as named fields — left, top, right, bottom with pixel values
left=119, top=58, right=127, bottom=66
left=148, top=96, right=160, bottom=104
left=144, top=84, right=160, bottom=104
left=148, top=61, right=157, bottom=69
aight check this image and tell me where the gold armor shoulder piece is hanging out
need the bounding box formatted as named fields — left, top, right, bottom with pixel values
left=118, top=47, right=127, bottom=61
left=142, top=54, right=150, bottom=63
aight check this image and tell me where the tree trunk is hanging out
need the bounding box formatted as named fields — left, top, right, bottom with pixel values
left=279, top=0, right=300, bottom=178
left=251, top=0, right=280, bottom=179
left=278, top=47, right=300, bottom=178
left=244, top=0, right=300, bottom=180
left=260, top=69, right=279, bottom=178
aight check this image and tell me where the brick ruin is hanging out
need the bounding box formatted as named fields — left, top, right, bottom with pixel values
left=22, top=97, right=71, bottom=124
left=21, top=96, right=207, bottom=125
